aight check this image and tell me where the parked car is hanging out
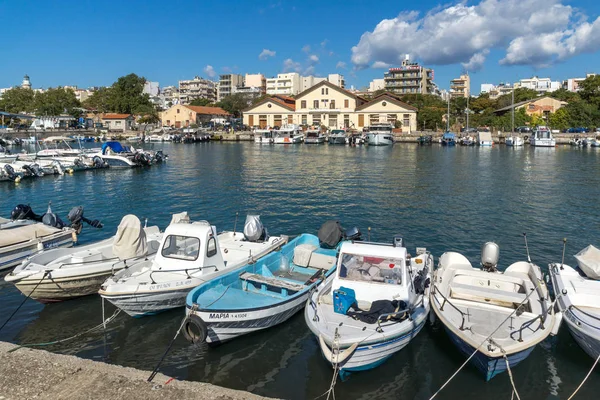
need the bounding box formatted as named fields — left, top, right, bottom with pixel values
left=516, top=126, right=532, bottom=133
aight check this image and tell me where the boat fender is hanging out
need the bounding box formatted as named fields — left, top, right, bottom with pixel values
left=429, top=309, right=436, bottom=325
left=319, top=335, right=358, bottom=364
left=550, top=311, right=563, bottom=336
left=182, top=314, right=208, bottom=344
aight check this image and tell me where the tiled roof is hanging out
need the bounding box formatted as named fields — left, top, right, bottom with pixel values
left=355, top=93, right=418, bottom=111
left=102, top=113, right=132, bottom=119
left=184, top=106, right=230, bottom=115
left=243, top=97, right=295, bottom=112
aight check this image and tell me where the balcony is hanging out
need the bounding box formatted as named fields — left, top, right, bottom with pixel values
left=307, top=108, right=340, bottom=113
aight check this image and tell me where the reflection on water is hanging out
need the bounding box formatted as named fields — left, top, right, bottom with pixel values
left=1, top=143, right=600, bottom=399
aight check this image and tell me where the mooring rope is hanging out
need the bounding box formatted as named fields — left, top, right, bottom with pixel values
left=567, top=353, right=600, bottom=399
left=7, top=308, right=121, bottom=353
left=0, top=271, right=49, bottom=334
left=503, top=352, right=521, bottom=400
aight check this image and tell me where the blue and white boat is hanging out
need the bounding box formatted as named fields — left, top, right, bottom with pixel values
left=549, top=245, right=600, bottom=360
left=183, top=233, right=338, bottom=344
left=97, top=141, right=149, bottom=168
left=305, top=237, right=432, bottom=378
left=441, top=132, right=456, bottom=146
left=431, top=243, right=559, bottom=381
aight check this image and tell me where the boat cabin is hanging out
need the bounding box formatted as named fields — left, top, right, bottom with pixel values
left=152, top=221, right=225, bottom=274
left=305, top=130, right=322, bottom=138
left=256, top=129, right=273, bottom=138
left=533, top=127, right=552, bottom=140
left=276, top=124, right=302, bottom=138
left=332, top=242, right=410, bottom=304
left=367, top=124, right=393, bottom=134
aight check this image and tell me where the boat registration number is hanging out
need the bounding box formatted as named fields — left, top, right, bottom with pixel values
left=44, top=240, right=61, bottom=249
left=208, top=313, right=247, bottom=320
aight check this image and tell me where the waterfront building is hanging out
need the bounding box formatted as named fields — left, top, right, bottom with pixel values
left=450, top=74, right=470, bottom=98
left=178, top=76, right=217, bottom=104
left=101, top=113, right=134, bottom=132
left=218, top=74, right=244, bottom=101
left=383, top=56, right=435, bottom=95
left=160, top=104, right=230, bottom=128
left=369, top=79, right=385, bottom=92
left=266, top=73, right=302, bottom=96
left=493, top=96, right=567, bottom=120
left=243, top=81, right=417, bottom=132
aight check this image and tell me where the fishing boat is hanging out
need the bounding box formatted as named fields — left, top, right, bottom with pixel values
left=477, top=132, right=493, bottom=146
left=431, top=242, right=559, bottom=381
left=274, top=125, right=303, bottom=144
left=0, top=203, right=100, bottom=271
left=505, top=136, right=524, bottom=147
left=305, top=236, right=432, bottom=378
left=549, top=244, right=600, bottom=360
left=254, top=129, right=274, bottom=144
left=5, top=215, right=161, bottom=302
left=417, top=135, right=433, bottom=145
left=366, top=124, right=394, bottom=146
left=183, top=233, right=338, bottom=344
left=328, top=129, right=347, bottom=145
left=99, top=214, right=288, bottom=317
left=441, top=132, right=456, bottom=146
left=529, top=126, right=555, bottom=147
left=459, top=136, right=475, bottom=146
left=96, top=141, right=150, bottom=168
left=305, top=129, right=326, bottom=144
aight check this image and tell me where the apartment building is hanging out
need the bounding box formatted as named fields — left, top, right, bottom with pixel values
left=563, top=74, right=596, bottom=92
left=327, top=74, right=345, bottom=89
left=218, top=74, right=244, bottom=101
left=301, top=76, right=327, bottom=91
left=515, top=76, right=561, bottom=94
left=383, top=56, right=435, bottom=95
left=450, top=74, right=470, bottom=98
left=245, top=73, right=267, bottom=94
left=266, top=73, right=302, bottom=95
left=369, top=79, right=385, bottom=92
left=178, top=76, right=217, bottom=104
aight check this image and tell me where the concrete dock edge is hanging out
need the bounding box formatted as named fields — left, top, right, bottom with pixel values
left=0, top=341, right=275, bottom=400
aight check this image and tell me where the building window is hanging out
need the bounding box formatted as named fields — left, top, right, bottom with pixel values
left=166, top=120, right=170, bottom=125
left=344, top=114, right=350, bottom=128
left=344, top=99, right=349, bottom=108
left=387, top=114, right=397, bottom=124
left=330, top=100, right=336, bottom=109
left=177, top=109, right=180, bottom=113
left=259, top=115, right=267, bottom=128
left=288, top=115, right=293, bottom=124
left=321, top=88, right=325, bottom=95
left=329, top=115, right=337, bottom=128
left=301, top=100, right=306, bottom=109
left=274, top=115, right=282, bottom=127
left=369, top=114, right=379, bottom=124
left=301, top=115, right=307, bottom=125
left=326, top=88, right=329, bottom=95
left=313, top=115, right=321, bottom=126
left=313, top=100, right=319, bottom=109
left=403, top=114, right=410, bottom=127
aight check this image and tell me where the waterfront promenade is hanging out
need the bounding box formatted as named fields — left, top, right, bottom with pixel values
left=0, top=341, right=271, bottom=400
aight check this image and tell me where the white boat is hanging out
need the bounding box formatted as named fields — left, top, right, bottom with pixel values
left=127, top=136, right=143, bottom=143
left=328, top=130, right=347, bottom=145
left=505, top=136, right=524, bottom=147
left=431, top=242, right=559, bottom=381
left=530, top=126, right=555, bottom=147
left=366, top=123, right=394, bottom=146
left=254, top=129, right=274, bottom=144
left=0, top=204, right=79, bottom=271
left=97, top=141, right=149, bottom=168
left=98, top=214, right=288, bottom=317
left=477, top=131, right=494, bottom=146
left=305, top=129, right=326, bottom=144
left=145, top=134, right=163, bottom=142
left=346, top=133, right=365, bottom=145
left=274, top=125, right=303, bottom=144
left=5, top=215, right=162, bottom=302
left=305, top=237, right=432, bottom=377
left=549, top=245, right=600, bottom=360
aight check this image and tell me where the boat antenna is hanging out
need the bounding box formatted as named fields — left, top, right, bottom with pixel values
left=560, top=238, right=566, bottom=270
left=522, top=233, right=531, bottom=263
left=446, top=96, right=450, bottom=132
left=233, top=211, right=239, bottom=234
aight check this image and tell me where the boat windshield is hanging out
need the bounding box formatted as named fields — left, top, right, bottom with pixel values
left=369, top=126, right=392, bottom=133
left=161, top=235, right=200, bottom=261
left=338, top=253, right=403, bottom=285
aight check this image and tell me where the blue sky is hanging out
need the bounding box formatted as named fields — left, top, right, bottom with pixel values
left=2, top=0, right=600, bottom=94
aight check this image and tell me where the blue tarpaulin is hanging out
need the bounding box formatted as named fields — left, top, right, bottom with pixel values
left=101, top=141, right=128, bottom=154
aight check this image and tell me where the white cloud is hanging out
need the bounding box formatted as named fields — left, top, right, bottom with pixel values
left=203, top=65, right=216, bottom=79
left=351, top=0, right=600, bottom=69
left=222, top=66, right=232, bottom=73
left=258, top=49, right=276, bottom=60
left=303, top=66, right=315, bottom=76
left=283, top=58, right=301, bottom=73
left=372, top=61, right=391, bottom=69
left=321, top=39, right=328, bottom=47
left=309, top=54, right=319, bottom=63
left=302, top=45, right=311, bottom=53
left=336, top=61, right=347, bottom=69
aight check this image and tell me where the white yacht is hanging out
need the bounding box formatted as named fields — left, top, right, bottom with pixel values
left=304, top=129, right=326, bottom=144
left=274, top=125, right=303, bottom=144
left=529, top=126, right=556, bottom=147
left=254, top=129, right=274, bottom=144
left=366, top=123, right=394, bottom=146
left=505, top=136, right=524, bottom=147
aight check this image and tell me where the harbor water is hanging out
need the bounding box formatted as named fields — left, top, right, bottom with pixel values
left=1, top=142, right=599, bottom=399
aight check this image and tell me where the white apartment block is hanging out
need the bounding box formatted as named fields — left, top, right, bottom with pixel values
left=143, top=81, right=160, bottom=97
left=245, top=73, right=267, bottom=94
left=301, top=76, right=326, bottom=91
left=327, top=74, right=345, bottom=88
left=218, top=74, right=244, bottom=101
left=369, top=79, right=385, bottom=92
left=563, top=74, right=596, bottom=92
left=266, top=73, right=302, bottom=95
left=514, top=76, right=560, bottom=94
left=178, top=76, right=216, bottom=104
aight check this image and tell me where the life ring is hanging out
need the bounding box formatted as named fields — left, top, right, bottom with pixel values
left=182, top=314, right=208, bottom=344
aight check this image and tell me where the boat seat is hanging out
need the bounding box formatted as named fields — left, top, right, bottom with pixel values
left=293, top=244, right=336, bottom=270
left=450, top=282, right=528, bottom=305
left=319, top=293, right=372, bottom=311
left=240, top=272, right=306, bottom=293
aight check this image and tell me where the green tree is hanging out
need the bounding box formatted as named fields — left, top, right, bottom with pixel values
left=470, top=93, right=497, bottom=113
left=578, top=74, right=600, bottom=108
left=34, top=87, right=80, bottom=116
left=496, top=88, right=539, bottom=109
left=564, top=100, right=600, bottom=127
left=82, top=87, right=113, bottom=113
left=108, top=73, right=153, bottom=114
left=549, top=88, right=580, bottom=103
left=549, top=108, right=570, bottom=131
left=0, top=87, right=36, bottom=113
left=217, top=93, right=250, bottom=118
left=190, top=98, right=212, bottom=107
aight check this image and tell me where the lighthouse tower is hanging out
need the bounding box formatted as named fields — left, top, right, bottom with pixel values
left=21, top=74, right=31, bottom=90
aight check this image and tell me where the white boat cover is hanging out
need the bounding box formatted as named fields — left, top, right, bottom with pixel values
left=243, top=215, right=266, bottom=242
left=0, top=224, right=62, bottom=247
left=575, top=245, right=600, bottom=279
left=112, top=215, right=147, bottom=260
left=170, top=212, right=190, bottom=224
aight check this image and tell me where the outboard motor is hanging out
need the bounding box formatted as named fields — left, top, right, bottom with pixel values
left=42, top=204, right=66, bottom=229
left=92, top=156, right=105, bottom=168
left=413, top=267, right=431, bottom=295
left=318, top=220, right=344, bottom=249
left=4, top=164, right=19, bottom=181
left=22, top=164, right=44, bottom=177
left=243, top=215, right=268, bottom=242
left=481, top=242, right=500, bottom=272
left=345, top=226, right=362, bottom=241
left=133, top=152, right=151, bottom=166
left=393, top=235, right=404, bottom=248
left=67, top=206, right=103, bottom=233
left=11, top=204, right=41, bottom=221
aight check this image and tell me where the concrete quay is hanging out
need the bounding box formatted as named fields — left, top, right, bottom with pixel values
left=0, top=341, right=273, bottom=400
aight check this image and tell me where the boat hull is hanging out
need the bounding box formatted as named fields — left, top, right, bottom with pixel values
left=562, top=307, right=600, bottom=360
left=305, top=138, right=325, bottom=144
left=444, top=326, right=535, bottom=381
left=366, top=134, right=393, bottom=146
left=328, top=136, right=347, bottom=145
left=0, top=234, right=74, bottom=271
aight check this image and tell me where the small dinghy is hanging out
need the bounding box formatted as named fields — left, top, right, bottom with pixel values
left=5, top=214, right=161, bottom=302
left=99, top=214, right=288, bottom=317
left=550, top=244, right=600, bottom=360
left=183, top=233, right=339, bottom=344
left=431, top=242, right=559, bottom=381
left=305, top=236, right=432, bottom=378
